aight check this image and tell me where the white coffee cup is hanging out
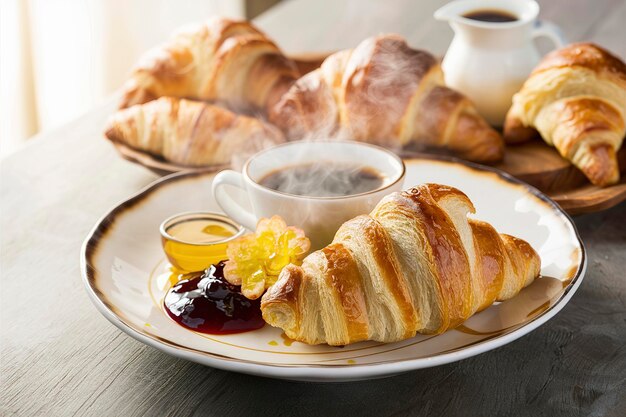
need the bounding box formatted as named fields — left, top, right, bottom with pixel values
left=212, top=141, right=406, bottom=249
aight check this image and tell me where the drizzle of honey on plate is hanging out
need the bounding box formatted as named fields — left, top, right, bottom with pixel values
left=280, top=332, right=294, bottom=346
left=267, top=334, right=295, bottom=347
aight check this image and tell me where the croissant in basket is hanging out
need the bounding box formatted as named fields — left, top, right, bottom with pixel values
left=105, top=97, right=285, bottom=166
left=119, top=17, right=299, bottom=113
left=269, top=35, right=505, bottom=164
left=504, top=43, right=626, bottom=187
left=261, top=184, right=540, bottom=346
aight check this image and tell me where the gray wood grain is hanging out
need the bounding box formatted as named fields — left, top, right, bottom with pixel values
left=1, top=1, right=625, bottom=416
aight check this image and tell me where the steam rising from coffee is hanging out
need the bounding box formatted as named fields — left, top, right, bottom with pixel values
left=259, top=163, right=387, bottom=197
left=230, top=36, right=425, bottom=198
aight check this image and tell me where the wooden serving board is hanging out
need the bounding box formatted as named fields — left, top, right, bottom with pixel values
left=109, top=54, right=626, bottom=215
left=494, top=141, right=626, bottom=215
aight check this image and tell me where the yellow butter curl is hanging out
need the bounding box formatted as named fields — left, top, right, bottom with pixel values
left=224, top=216, right=310, bottom=299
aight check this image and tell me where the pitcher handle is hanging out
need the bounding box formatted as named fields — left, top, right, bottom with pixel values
left=532, top=20, right=566, bottom=49
left=212, top=170, right=257, bottom=231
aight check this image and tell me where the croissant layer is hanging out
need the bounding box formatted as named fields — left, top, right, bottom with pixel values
left=119, top=17, right=299, bottom=112
left=504, top=43, right=626, bottom=186
left=105, top=97, right=285, bottom=166
left=269, top=35, right=504, bottom=163
left=261, top=184, right=540, bottom=345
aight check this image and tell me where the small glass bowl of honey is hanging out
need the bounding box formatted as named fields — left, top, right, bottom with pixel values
left=160, top=212, right=245, bottom=273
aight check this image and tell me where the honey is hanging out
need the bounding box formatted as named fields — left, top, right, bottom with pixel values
left=160, top=212, right=245, bottom=273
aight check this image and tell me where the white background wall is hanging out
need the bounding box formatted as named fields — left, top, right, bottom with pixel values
left=0, top=0, right=246, bottom=157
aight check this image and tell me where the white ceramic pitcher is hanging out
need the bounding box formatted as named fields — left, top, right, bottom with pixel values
left=435, top=0, right=565, bottom=126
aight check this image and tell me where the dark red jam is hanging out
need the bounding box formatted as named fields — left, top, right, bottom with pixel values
left=164, top=261, right=265, bottom=334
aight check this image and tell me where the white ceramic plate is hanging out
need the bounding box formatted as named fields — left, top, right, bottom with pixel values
left=81, top=157, right=585, bottom=382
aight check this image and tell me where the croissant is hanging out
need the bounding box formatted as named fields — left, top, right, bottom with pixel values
left=504, top=43, right=626, bottom=187
left=261, top=184, right=540, bottom=345
left=119, top=17, right=299, bottom=112
left=269, top=35, right=504, bottom=163
left=105, top=97, right=285, bottom=166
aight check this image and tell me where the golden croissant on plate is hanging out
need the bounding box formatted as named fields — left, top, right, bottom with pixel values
left=269, top=35, right=505, bottom=163
left=261, top=184, right=540, bottom=346
left=504, top=43, right=626, bottom=187
left=105, top=97, right=285, bottom=166
left=119, top=17, right=299, bottom=112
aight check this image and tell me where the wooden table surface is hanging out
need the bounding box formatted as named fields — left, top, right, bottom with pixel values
left=2, top=1, right=625, bottom=416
